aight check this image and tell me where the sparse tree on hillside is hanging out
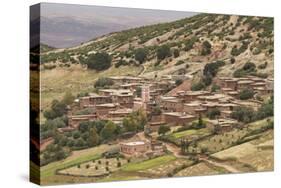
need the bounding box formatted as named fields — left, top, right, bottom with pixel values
left=157, top=45, right=171, bottom=61
left=62, top=91, right=75, bottom=105
left=86, top=52, right=112, bottom=71
left=134, top=48, right=148, bottom=64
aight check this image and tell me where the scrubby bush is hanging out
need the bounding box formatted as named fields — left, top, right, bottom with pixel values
left=258, top=62, right=268, bottom=69
left=115, top=59, right=129, bottom=68
left=239, top=89, right=255, bottom=100
left=85, top=52, right=112, bottom=71
left=191, top=82, right=205, bottom=91
left=230, top=57, right=236, bottom=64
left=233, top=62, right=257, bottom=77
left=173, top=49, right=180, bottom=58
left=175, top=60, right=185, bottom=66
left=201, top=40, right=212, bottom=55
left=134, top=48, right=148, bottom=64
left=157, top=45, right=171, bottom=60
left=175, top=79, right=183, bottom=86
left=231, top=107, right=255, bottom=123
left=94, top=77, right=114, bottom=88
left=231, top=42, right=249, bottom=56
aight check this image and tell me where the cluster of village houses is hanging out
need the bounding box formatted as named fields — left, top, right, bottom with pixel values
left=57, top=75, right=273, bottom=156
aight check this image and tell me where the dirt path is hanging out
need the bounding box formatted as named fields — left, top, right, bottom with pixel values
left=200, top=158, right=240, bottom=173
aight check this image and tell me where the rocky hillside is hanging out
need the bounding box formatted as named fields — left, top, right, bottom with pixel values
left=40, top=13, right=273, bottom=79
left=39, top=13, right=273, bottom=111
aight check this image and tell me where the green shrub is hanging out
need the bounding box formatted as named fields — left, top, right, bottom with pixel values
left=175, top=60, right=185, bottom=66
left=175, top=79, right=183, bottom=86
left=85, top=52, right=112, bottom=71
left=173, top=49, right=180, bottom=58
left=134, top=48, right=148, bottom=64
left=258, top=62, right=268, bottom=69
left=191, top=82, right=205, bottom=91
left=201, top=40, right=212, bottom=56
left=94, top=77, right=114, bottom=88
left=239, top=89, right=255, bottom=100
left=157, top=45, right=171, bottom=60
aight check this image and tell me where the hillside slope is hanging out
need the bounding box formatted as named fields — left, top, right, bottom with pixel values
left=39, top=13, right=274, bottom=111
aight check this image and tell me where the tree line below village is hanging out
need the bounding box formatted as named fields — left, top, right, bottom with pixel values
left=40, top=92, right=147, bottom=166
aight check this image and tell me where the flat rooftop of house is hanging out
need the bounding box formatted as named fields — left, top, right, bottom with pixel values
left=237, top=80, right=254, bottom=84
left=227, top=91, right=239, bottom=95
left=96, top=103, right=118, bottom=108
left=121, top=141, right=147, bottom=146
left=251, top=82, right=266, bottom=86
left=232, top=100, right=261, bottom=107
left=197, top=94, right=226, bottom=100
left=183, top=91, right=210, bottom=96
left=161, top=96, right=177, bottom=100
left=221, top=87, right=234, bottom=91
left=254, top=87, right=266, bottom=90
left=109, top=108, right=132, bottom=114
left=165, top=99, right=181, bottom=103
left=184, top=101, right=202, bottom=107
left=88, top=93, right=101, bottom=97
left=163, top=112, right=195, bottom=118
left=99, top=89, right=131, bottom=93
left=201, top=102, right=218, bottom=107
left=217, top=103, right=238, bottom=107
left=99, top=89, right=133, bottom=96
left=69, top=114, right=97, bottom=118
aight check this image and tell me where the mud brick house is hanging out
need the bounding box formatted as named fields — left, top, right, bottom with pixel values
left=147, top=115, right=166, bottom=131
left=208, top=118, right=238, bottom=133
left=150, top=140, right=165, bottom=156
left=68, top=114, right=97, bottom=128
left=109, top=76, right=143, bottom=84
left=112, top=93, right=134, bottom=108
left=254, top=87, right=268, bottom=95
left=227, top=91, right=239, bottom=97
left=108, top=108, right=133, bottom=119
left=216, top=103, right=238, bottom=111
left=161, top=97, right=183, bottom=112
left=120, top=83, right=142, bottom=90
left=197, top=94, right=225, bottom=103
left=237, top=80, right=254, bottom=90
left=194, top=108, right=208, bottom=117
left=178, top=91, right=210, bottom=103
left=120, top=141, right=150, bottom=155
left=201, top=102, right=218, bottom=111
left=79, top=93, right=112, bottom=108
left=98, top=89, right=134, bottom=108
left=183, top=101, right=202, bottom=114
left=220, top=110, right=232, bottom=118
left=214, top=77, right=238, bottom=90
left=163, top=112, right=196, bottom=126
left=133, top=98, right=144, bottom=111
left=96, top=103, right=118, bottom=117
left=266, top=78, right=274, bottom=93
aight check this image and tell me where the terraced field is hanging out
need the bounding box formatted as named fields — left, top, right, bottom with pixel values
left=190, top=118, right=273, bottom=154
left=163, top=128, right=212, bottom=145
left=212, top=129, right=273, bottom=172
left=175, top=162, right=228, bottom=177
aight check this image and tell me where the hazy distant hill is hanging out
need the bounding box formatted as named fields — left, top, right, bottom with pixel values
left=38, top=3, right=197, bottom=48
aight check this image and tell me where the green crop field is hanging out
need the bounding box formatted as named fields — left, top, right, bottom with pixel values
left=121, top=155, right=177, bottom=172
